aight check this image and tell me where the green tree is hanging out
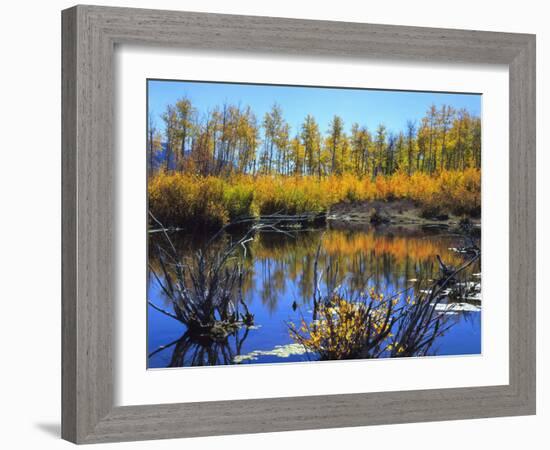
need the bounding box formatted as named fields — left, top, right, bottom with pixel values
left=161, top=104, right=179, bottom=170
left=328, top=115, right=344, bottom=174
left=373, top=124, right=387, bottom=178
left=405, top=120, right=416, bottom=175
left=174, top=97, right=195, bottom=169
left=301, top=115, right=322, bottom=178
left=262, top=103, right=285, bottom=174
left=147, top=112, right=163, bottom=176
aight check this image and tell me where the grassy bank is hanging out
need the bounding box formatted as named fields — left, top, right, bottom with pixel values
left=148, top=169, right=480, bottom=230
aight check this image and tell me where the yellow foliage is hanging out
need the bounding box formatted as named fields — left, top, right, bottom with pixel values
left=148, top=169, right=481, bottom=229
left=148, top=172, right=229, bottom=229
left=288, top=293, right=392, bottom=360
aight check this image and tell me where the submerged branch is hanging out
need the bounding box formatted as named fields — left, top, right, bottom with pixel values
left=289, top=239, right=480, bottom=360
left=147, top=213, right=303, bottom=340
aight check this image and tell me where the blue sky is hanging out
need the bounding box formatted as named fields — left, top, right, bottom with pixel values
left=148, top=79, right=481, bottom=137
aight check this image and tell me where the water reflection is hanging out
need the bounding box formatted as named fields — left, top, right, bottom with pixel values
left=149, top=327, right=251, bottom=367
left=147, top=226, right=481, bottom=368
left=245, top=228, right=475, bottom=311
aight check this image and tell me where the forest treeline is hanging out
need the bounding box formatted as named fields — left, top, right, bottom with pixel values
left=148, top=97, right=481, bottom=229
left=148, top=98, right=481, bottom=179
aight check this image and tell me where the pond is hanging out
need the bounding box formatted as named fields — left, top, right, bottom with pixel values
left=147, top=225, right=481, bottom=368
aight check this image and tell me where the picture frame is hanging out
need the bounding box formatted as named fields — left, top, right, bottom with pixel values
left=61, top=4, right=536, bottom=444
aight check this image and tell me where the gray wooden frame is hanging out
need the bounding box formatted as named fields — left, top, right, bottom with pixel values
left=62, top=4, right=536, bottom=444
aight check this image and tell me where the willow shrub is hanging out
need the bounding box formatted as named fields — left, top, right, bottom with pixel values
left=148, top=169, right=481, bottom=229
left=148, top=172, right=229, bottom=229
left=253, top=176, right=334, bottom=215
left=288, top=293, right=394, bottom=360
left=223, top=180, right=257, bottom=220
left=412, top=168, right=481, bottom=217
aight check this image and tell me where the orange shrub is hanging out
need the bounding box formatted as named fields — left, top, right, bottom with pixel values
left=148, top=169, right=481, bottom=230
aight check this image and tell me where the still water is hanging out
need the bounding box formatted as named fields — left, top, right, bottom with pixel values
left=147, top=226, right=481, bottom=368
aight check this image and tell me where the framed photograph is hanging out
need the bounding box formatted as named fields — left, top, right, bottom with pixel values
left=62, top=5, right=536, bottom=444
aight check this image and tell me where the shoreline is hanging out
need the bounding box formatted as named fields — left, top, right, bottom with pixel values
left=326, top=199, right=481, bottom=231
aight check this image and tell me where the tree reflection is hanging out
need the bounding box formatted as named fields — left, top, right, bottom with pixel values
left=149, top=326, right=251, bottom=367
left=289, top=240, right=480, bottom=360
left=148, top=224, right=481, bottom=366
left=246, top=228, right=479, bottom=310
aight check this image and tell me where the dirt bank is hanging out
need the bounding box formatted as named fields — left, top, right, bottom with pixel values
left=327, top=199, right=481, bottom=231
